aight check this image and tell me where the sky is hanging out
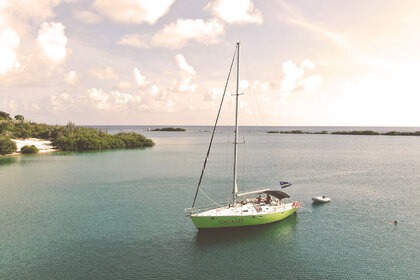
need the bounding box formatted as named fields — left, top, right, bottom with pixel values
left=1, top=0, right=420, bottom=126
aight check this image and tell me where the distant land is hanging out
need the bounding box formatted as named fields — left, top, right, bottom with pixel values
left=267, top=130, right=420, bottom=136
left=150, top=127, right=186, bottom=132
left=0, top=111, right=154, bottom=155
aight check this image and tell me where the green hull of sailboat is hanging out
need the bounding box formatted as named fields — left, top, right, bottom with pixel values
left=191, top=207, right=297, bottom=230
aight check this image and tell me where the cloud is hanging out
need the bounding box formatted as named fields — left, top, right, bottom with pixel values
left=206, top=0, right=263, bottom=24
left=0, top=28, right=20, bottom=74
left=37, top=22, right=68, bottom=64
left=90, top=66, right=119, bottom=80
left=86, top=86, right=175, bottom=114
left=88, top=88, right=142, bottom=112
left=280, top=59, right=322, bottom=97
left=119, top=19, right=224, bottom=49
left=133, top=67, right=149, bottom=86
left=0, top=2, right=73, bottom=80
left=118, top=34, right=150, bottom=48
left=50, top=92, right=71, bottom=112
left=2, top=0, right=61, bottom=23
left=203, top=87, right=223, bottom=103
left=137, top=87, right=176, bottom=112
left=64, top=70, right=79, bottom=85
left=93, top=0, right=175, bottom=25
left=175, top=54, right=196, bottom=92
left=175, top=54, right=195, bottom=75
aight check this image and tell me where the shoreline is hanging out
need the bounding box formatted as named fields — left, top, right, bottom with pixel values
left=11, top=138, right=57, bottom=155
left=267, top=130, right=420, bottom=136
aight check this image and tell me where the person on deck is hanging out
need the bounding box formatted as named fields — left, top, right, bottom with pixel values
left=266, top=194, right=271, bottom=204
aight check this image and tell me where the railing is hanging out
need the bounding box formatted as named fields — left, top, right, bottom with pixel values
left=184, top=203, right=226, bottom=216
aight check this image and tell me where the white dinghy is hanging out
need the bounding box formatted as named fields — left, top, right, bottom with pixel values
left=312, top=196, right=330, bottom=203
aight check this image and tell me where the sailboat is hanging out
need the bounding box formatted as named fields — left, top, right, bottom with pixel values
left=185, top=42, right=299, bottom=230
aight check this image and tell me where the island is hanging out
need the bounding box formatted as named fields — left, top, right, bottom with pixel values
left=268, top=130, right=327, bottom=134
left=150, top=127, right=186, bottom=132
left=0, top=111, right=154, bottom=155
left=267, top=130, right=420, bottom=136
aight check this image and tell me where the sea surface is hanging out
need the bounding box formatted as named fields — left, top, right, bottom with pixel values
left=1, top=126, right=419, bottom=279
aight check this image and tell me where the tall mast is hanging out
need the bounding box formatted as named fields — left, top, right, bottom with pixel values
left=232, top=42, right=240, bottom=205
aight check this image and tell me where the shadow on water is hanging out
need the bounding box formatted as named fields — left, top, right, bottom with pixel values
left=0, top=156, right=17, bottom=165
left=194, top=213, right=298, bottom=248
left=311, top=202, right=331, bottom=208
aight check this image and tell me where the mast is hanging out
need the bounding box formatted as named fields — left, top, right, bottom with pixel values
left=191, top=43, right=238, bottom=208
left=232, top=42, right=240, bottom=205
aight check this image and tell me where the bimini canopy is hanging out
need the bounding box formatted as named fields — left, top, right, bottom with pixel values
left=237, top=189, right=290, bottom=200
left=264, top=190, right=290, bottom=200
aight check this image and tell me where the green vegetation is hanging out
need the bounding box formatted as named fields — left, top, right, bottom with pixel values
left=21, top=145, right=39, bottom=154
left=151, top=127, right=186, bottom=131
left=0, top=111, right=155, bottom=155
left=51, top=128, right=155, bottom=151
left=331, top=130, right=380, bottom=135
left=0, top=111, right=12, bottom=121
left=268, top=130, right=328, bottom=134
left=0, top=137, right=17, bottom=155
left=14, top=115, right=24, bottom=121
left=382, top=131, right=420, bottom=136
left=268, top=130, right=304, bottom=134
left=268, top=129, right=420, bottom=136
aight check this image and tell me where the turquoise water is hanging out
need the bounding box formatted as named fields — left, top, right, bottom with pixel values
left=1, top=127, right=419, bottom=279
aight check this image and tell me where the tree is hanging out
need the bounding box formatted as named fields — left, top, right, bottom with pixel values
left=0, top=137, right=17, bottom=155
left=21, top=145, right=39, bottom=154
left=0, top=111, right=12, bottom=121
left=15, top=115, right=24, bottom=121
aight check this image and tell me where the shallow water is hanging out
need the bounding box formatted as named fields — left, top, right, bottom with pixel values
left=0, top=127, right=419, bottom=279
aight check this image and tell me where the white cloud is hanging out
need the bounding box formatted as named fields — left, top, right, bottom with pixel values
left=280, top=59, right=321, bottom=96
left=133, top=67, right=148, bottom=86
left=175, top=54, right=195, bottom=75
left=85, top=84, right=178, bottom=114
left=37, top=22, right=68, bottom=64
left=93, top=0, right=175, bottom=25
left=120, top=19, right=224, bottom=49
left=145, top=89, right=176, bottom=112
left=203, top=87, right=223, bottom=102
left=302, top=59, right=315, bottom=69
left=73, top=9, right=101, bottom=24
left=65, top=71, right=79, bottom=85
left=175, top=54, right=196, bottom=92
left=206, top=0, right=263, bottom=25
left=3, top=0, right=61, bottom=22
left=88, top=88, right=142, bottom=112
left=299, top=75, right=322, bottom=92
left=0, top=28, right=20, bottom=74
left=90, top=66, right=119, bottom=80
left=118, top=34, right=150, bottom=48
left=0, top=2, right=7, bottom=26
left=239, top=79, right=249, bottom=91
left=50, top=92, right=71, bottom=112
left=153, top=19, right=224, bottom=48
left=281, top=60, right=305, bottom=93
